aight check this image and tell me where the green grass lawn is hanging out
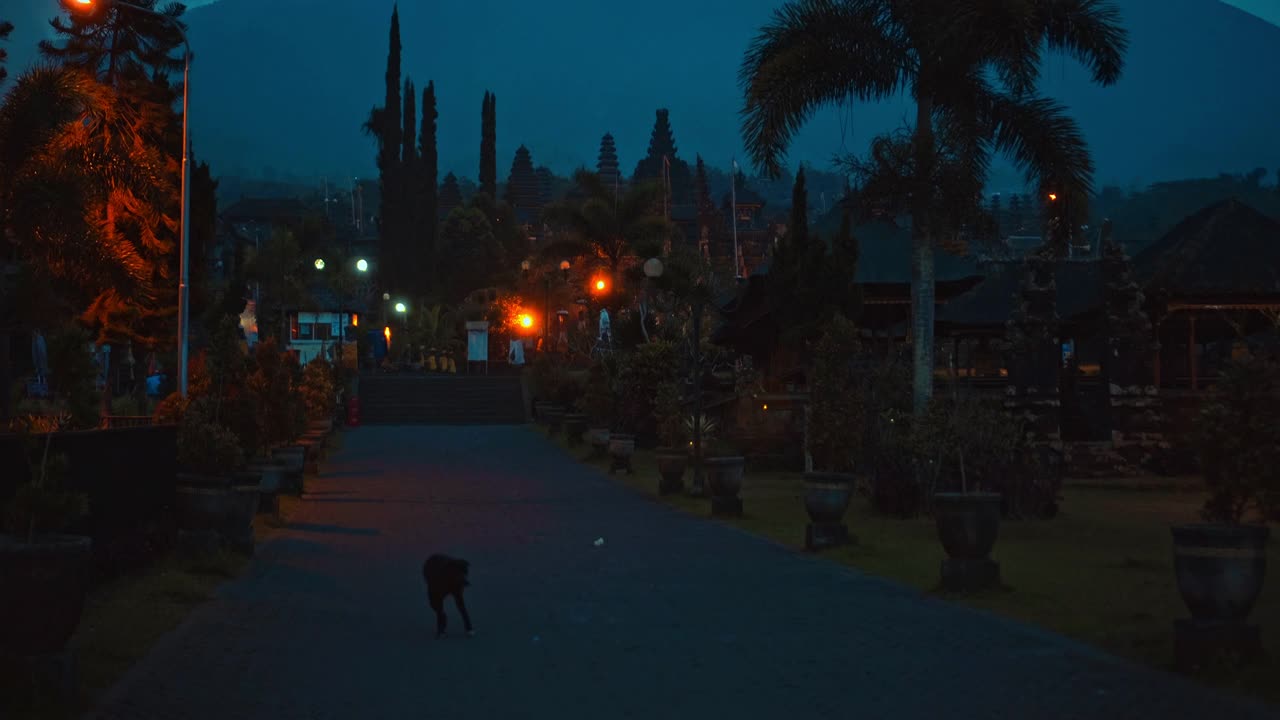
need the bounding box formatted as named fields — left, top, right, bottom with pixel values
left=545, top=428, right=1279, bottom=706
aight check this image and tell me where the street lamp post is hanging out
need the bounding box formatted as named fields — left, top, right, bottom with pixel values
left=66, top=0, right=193, bottom=396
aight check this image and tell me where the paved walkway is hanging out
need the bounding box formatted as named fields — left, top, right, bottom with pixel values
left=90, top=427, right=1276, bottom=719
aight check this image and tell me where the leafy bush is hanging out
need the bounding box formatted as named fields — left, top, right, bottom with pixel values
left=654, top=381, right=685, bottom=449
left=248, top=340, right=303, bottom=448
left=2, top=416, right=88, bottom=541
left=153, top=391, right=188, bottom=425
left=614, top=341, right=679, bottom=436
left=868, top=408, right=925, bottom=517
left=1196, top=353, right=1280, bottom=524
left=579, top=360, right=614, bottom=426
left=807, top=315, right=864, bottom=473
left=45, top=325, right=99, bottom=429
left=302, top=357, right=336, bottom=422
left=177, top=407, right=245, bottom=477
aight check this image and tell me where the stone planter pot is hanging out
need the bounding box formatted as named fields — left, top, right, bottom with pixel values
left=655, top=449, right=687, bottom=495
left=270, top=447, right=306, bottom=495
left=0, top=534, right=92, bottom=656
left=225, top=485, right=261, bottom=555
left=705, top=456, right=746, bottom=517
left=175, top=473, right=233, bottom=531
left=545, top=407, right=566, bottom=437
left=1170, top=524, right=1270, bottom=670
left=297, top=440, right=321, bottom=475
left=588, top=428, right=610, bottom=458
left=803, top=472, right=855, bottom=551
left=563, top=413, right=588, bottom=446
left=933, top=492, right=1003, bottom=591
left=241, top=464, right=283, bottom=514
left=608, top=433, right=635, bottom=474
left=534, top=401, right=553, bottom=426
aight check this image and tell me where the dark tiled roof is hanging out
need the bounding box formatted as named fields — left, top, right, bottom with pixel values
left=938, top=260, right=1103, bottom=327
left=850, top=221, right=983, bottom=284
left=1133, top=198, right=1280, bottom=298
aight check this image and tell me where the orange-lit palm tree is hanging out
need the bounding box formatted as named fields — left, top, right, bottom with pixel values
left=0, top=66, right=169, bottom=319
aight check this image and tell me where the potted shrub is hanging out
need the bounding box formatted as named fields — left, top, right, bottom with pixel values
left=0, top=415, right=92, bottom=658
left=175, top=400, right=254, bottom=555
left=925, top=395, right=1021, bottom=592
left=683, top=413, right=719, bottom=497
left=653, top=382, right=687, bottom=495
left=802, top=315, right=862, bottom=550
left=301, top=357, right=336, bottom=436
left=1172, top=353, right=1278, bottom=670
left=703, top=435, right=745, bottom=517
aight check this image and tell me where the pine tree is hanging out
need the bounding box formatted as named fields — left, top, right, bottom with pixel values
left=479, top=91, right=497, bottom=198
left=632, top=109, right=692, bottom=204
left=419, top=81, right=439, bottom=292
left=505, top=145, right=540, bottom=209
left=596, top=132, right=622, bottom=194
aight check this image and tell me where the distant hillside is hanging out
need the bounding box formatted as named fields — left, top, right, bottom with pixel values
left=810, top=171, right=1280, bottom=283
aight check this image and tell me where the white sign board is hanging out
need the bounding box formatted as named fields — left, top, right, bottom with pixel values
left=466, top=321, right=489, bottom=363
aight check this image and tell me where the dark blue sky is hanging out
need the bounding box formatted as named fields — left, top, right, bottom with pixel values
left=5, top=0, right=1279, bottom=190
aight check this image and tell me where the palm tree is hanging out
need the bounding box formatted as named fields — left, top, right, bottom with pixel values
left=0, top=65, right=170, bottom=328
left=740, top=0, right=1127, bottom=414
left=540, top=169, right=674, bottom=276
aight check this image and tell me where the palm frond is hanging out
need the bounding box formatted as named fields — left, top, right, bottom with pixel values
left=1035, top=0, right=1128, bottom=86
left=740, top=0, right=908, bottom=179
left=988, top=92, right=1095, bottom=200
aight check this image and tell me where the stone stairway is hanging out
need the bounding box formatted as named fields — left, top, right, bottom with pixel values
left=358, top=375, right=527, bottom=425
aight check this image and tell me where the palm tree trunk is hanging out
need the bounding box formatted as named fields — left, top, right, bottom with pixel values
left=910, top=95, right=936, bottom=417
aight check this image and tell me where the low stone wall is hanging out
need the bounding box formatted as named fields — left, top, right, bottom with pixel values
left=0, top=425, right=179, bottom=583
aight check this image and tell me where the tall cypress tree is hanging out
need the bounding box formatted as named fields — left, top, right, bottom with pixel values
left=377, top=5, right=403, bottom=293
left=788, top=166, right=809, bottom=256
left=479, top=92, right=497, bottom=198
left=506, top=145, right=539, bottom=209
left=401, top=77, right=418, bottom=293
left=419, top=81, right=439, bottom=292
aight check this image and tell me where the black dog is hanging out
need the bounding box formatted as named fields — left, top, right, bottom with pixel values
left=422, top=554, right=474, bottom=638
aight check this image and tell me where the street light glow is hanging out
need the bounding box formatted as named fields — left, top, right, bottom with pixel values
left=314, top=258, right=325, bottom=270
left=595, top=279, right=607, bottom=292
left=519, top=314, right=534, bottom=329
left=356, top=258, right=369, bottom=272
left=394, top=302, right=407, bottom=313
left=1048, top=193, right=1058, bottom=202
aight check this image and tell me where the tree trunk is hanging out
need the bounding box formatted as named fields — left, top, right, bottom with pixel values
left=0, top=330, right=11, bottom=426
left=910, top=95, right=936, bottom=417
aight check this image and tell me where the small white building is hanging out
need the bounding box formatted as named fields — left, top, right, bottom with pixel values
left=289, top=310, right=358, bottom=365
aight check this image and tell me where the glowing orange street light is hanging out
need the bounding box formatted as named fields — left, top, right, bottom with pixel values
left=1048, top=193, right=1058, bottom=202
left=518, top=314, right=534, bottom=330
left=593, top=278, right=608, bottom=293
left=351, top=314, right=359, bottom=328
left=384, top=325, right=391, bottom=349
